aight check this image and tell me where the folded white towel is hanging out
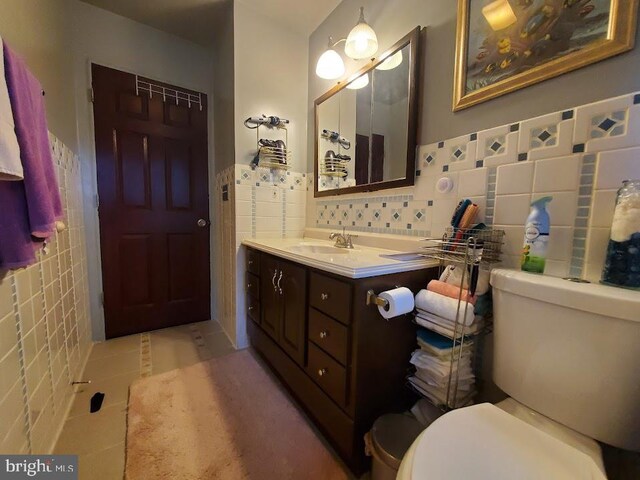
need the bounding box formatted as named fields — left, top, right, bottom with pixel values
left=415, top=311, right=484, bottom=339
left=415, top=289, right=475, bottom=326
left=0, top=37, right=22, bottom=181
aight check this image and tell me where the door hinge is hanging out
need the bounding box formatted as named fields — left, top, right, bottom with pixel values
left=89, top=87, right=94, bottom=103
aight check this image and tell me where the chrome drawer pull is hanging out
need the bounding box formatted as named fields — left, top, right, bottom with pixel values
left=320, top=293, right=329, bottom=300
left=277, top=270, right=283, bottom=295
left=319, top=330, right=328, bottom=339
left=318, top=368, right=327, bottom=377
left=272, top=270, right=278, bottom=291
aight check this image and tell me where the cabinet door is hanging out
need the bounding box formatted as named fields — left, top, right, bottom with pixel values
left=279, top=260, right=307, bottom=366
left=260, top=254, right=281, bottom=341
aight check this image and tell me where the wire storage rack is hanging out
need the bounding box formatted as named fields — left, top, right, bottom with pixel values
left=251, top=124, right=292, bottom=170
left=408, top=227, right=505, bottom=411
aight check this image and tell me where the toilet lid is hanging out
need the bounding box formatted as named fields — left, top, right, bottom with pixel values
left=410, top=403, right=606, bottom=480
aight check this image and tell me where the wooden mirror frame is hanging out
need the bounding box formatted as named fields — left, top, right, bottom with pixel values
left=314, top=27, right=422, bottom=198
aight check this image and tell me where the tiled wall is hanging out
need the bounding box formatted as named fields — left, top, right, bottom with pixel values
left=214, top=164, right=307, bottom=348
left=310, top=91, right=640, bottom=280
left=235, top=165, right=307, bottom=239
left=0, top=136, right=92, bottom=454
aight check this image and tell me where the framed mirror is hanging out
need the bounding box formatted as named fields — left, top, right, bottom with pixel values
left=314, top=27, right=421, bottom=197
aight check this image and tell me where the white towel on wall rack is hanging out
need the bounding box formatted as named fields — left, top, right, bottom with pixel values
left=0, top=37, right=23, bottom=181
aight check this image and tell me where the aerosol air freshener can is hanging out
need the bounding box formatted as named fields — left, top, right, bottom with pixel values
left=521, top=196, right=553, bottom=274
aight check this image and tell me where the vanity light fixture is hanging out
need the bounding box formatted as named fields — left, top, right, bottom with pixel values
left=376, top=50, right=403, bottom=71
left=315, top=6, right=379, bottom=79
left=482, top=0, right=517, bottom=31
left=315, top=36, right=346, bottom=80
left=346, top=73, right=369, bottom=90
left=345, top=7, right=379, bottom=60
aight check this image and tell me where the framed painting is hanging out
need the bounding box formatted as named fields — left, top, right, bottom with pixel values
left=453, top=0, right=639, bottom=111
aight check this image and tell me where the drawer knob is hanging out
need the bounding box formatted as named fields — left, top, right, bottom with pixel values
left=320, top=293, right=329, bottom=301
left=248, top=306, right=254, bottom=311
left=319, top=330, right=328, bottom=339
left=247, top=283, right=252, bottom=289
left=318, top=368, right=327, bottom=377
left=248, top=260, right=253, bottom=265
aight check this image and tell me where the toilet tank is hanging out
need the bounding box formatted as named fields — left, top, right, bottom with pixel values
left=490, top=269, right=640, bottom=451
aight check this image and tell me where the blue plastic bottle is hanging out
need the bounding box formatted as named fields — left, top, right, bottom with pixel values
left=521, top=196, right=553, bottom=274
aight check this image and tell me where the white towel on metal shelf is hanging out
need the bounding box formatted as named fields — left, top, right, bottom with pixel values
left=0, top=37, right=22, bottom=181
left=415, top=289, right=475, bottom=326
left=415, top=311, right=484, bottom=339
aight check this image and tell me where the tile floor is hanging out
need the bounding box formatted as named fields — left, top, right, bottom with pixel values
left=53, top=320, right=234, bottom=480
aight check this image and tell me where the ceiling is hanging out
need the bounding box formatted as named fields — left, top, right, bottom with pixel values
left=80, top=0, right=342, bottom=46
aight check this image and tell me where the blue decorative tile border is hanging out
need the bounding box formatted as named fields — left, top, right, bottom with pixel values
left=315, top=194, right=431, bottom=237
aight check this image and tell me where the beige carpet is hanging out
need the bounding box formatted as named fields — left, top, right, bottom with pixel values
left=125, top=350, right=349, bottom=480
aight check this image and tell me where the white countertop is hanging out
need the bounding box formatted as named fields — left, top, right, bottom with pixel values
left=242, top=237, right=437, bottom=278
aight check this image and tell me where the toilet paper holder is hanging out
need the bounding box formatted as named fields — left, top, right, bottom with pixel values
left=366, top=289, right=389, bottom=310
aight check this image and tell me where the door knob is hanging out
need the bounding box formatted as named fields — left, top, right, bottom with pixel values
left=197, top=218, right=208, bottom=227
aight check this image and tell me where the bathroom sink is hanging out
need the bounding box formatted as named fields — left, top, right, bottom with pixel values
left=288, top=244, right=351, bottom=255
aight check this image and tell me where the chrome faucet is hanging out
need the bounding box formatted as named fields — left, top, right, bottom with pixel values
left=329, top=227, right=357, bottom=249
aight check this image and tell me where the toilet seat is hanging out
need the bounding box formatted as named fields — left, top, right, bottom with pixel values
left=398, top=403, right=607, bottom=479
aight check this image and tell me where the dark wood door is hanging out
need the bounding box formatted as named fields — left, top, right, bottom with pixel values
left=371, top=134, right=385, bottom=183
left=355, top=134, right=369, bottom=185
left=260, top=254, right=281, bottom=342
left=92, top=64, right=210, bottom=338
left=279, top=260, right=307, bottom=366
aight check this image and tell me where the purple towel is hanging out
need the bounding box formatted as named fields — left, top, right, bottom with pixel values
left=0, top=44, right=62, bottom=270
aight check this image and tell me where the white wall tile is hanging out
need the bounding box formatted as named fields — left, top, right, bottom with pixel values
left=496, top=162, right=534, bottom=195
left=540, top=191, right=578, bottom=226
left=595, top=147, right=640, bottom=190
left=477, top=124, right=518, bottom=167
left=584, top=227, right=611, bottom=282
left=519, top=110, right=574, bottom=161
left=589, top=189, right=617, bottom=228
left=458, top=168, right=488, bottom=198
left=533, top=155, right=581, bottom=192
left=574, top=94, right=640, bottom=153
left=494, top=194, right=531, bottom=225
left=547, top=227, right=574, bottom=261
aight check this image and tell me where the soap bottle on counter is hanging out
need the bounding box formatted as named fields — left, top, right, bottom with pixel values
left=601, top=180, right=640, bottom=290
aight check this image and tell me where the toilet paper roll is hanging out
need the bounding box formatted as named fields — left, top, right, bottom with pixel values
left=378, top=287, right=415, bottom=319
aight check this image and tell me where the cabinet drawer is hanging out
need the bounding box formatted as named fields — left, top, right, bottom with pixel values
left=247, top=296, right=260, bottom=324
left=246, top=272, right=260, bottom=300
left=247, top=249, right=261, bottom=276
left=309, top=272, right=352, bottom=325
left=309, top=308, right=348, bottom=365
left=307, top=342, right=347, bottom=407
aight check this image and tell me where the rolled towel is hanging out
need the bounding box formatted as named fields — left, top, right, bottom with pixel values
left=415, top=289, right=475, bottom=326
left=427, top=280, right=476, bottom=304
left=439, top=265, right=490, bottom=296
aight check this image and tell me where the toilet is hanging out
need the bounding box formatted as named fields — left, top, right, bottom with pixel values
left=398, top=269, right=640, bottom=479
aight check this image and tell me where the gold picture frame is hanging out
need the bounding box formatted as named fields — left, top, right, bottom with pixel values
left=453, top=0, right=639, bottom=111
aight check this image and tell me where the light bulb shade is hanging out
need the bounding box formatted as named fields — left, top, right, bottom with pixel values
left=376, top=50, right=403, bottom=71
left=316, top=48, right=345, bottom=80
left=344, top=8, right=378, bottom=59
left=346, top=73, right=369, bottom=90
left=482, top=0, right=517, bottom=31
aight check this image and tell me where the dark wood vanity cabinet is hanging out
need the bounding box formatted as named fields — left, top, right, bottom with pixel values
left=245, top=247, right=437, bottom=475
left=258, top=255, right=307, bottom=366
